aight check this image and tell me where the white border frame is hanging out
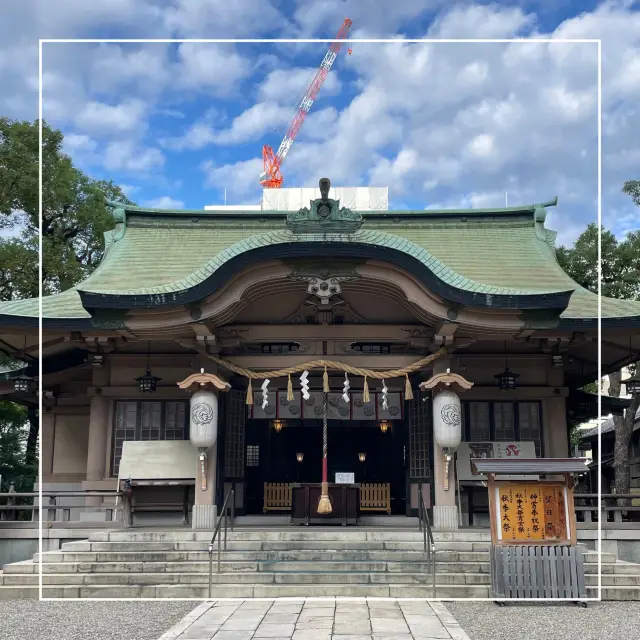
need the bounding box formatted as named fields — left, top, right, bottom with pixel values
left=38, top=36, right=602, bottom=603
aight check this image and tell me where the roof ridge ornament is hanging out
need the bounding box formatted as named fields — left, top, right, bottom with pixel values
left=286, top=177, right=364, bottom=234
left=533, top=196, right=557, bottom=243
left=104, top=197, right=128, bottom=243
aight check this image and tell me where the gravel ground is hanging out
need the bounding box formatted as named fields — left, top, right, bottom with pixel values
left=0, top=600, right=198, bottom=640
left=446, top=601, right=640, bottom=640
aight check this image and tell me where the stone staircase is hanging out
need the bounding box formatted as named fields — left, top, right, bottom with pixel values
left=1, top=528, right=639, bottom=600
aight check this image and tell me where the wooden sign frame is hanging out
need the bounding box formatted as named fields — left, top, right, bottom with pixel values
left=487, top=473, right=577, bottom=546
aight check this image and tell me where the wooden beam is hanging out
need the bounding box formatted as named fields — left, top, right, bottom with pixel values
left=217, top=324, right=426, bottom=341
left=433, top=321, right=458, bottom=346
left=190, top=322, right=216, bottom=337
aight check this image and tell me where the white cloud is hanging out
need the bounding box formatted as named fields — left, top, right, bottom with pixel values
left=1, top=0, right=639, bottom=247
left=163, top=102, right=291, bottom=150
left=214, top=103, right=291, bottom=145
left=75, top=99, right=148, bottom=136
left=292, top=0, right=445, bottom=37
left=201, top=157, right=263, bottom=202
left=427, top=4, right=535, bottom=37
left=119, top=184, right=140, bottom=197
left=62, top=133, right=98, bottom=155
left=103, top=140, right=165, bottom=173
left=88, top=44, right=173, bottom=98
left=258, top=67, right=341, bottom=104
left=467, top=134, right=495, bottom=157
left=143, top=196, right=185, bottom=209
left=175, top=44, right=253, bottom=93
left=164, top=0, right=284, bottom=37
left=161, top=122, right=218, bottom=151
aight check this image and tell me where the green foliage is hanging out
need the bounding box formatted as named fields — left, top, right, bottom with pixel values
left=0, top=118, right=134, bottom=490
left=623, top=179, right=640, bottom=207
left=556, top=223, right=640, bottom=301
left=580, top=381, right=599, bottom=395
left=0, top=401, right=33, bottom=491
left=569, top=425, right=583, bottom=446
left=0, top=117, right=134, bottom=296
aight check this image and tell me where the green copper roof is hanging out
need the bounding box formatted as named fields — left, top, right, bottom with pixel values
left=1, top=200, right=639, bottom=325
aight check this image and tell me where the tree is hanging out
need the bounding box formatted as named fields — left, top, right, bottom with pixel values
left=0, top=118, right=134, bottom=488
left=0, top=117, right=134, bottom=295
left=556, top=186, right=640, bottom=503
left=0, top=402, right=33, bottom=491
left=623, top=180, right=640, bottom=207
left=556, top=223, right=640, bottom=300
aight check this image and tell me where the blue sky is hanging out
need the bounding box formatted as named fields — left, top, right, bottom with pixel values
left=1, top=0, right=639, bottom=247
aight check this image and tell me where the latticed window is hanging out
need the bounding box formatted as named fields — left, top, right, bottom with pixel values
left=517, top=402, right=542, bottom=456
left=164, top=402, right=187, bottom=440
left=246, top=445, right=260, bottom=467
left=111, top=401, right=188, bottom=476
left=468, top=402, right=490, bottom=441
left=407, top=397, right=430, bottom=479
left=462, top=401, right=543, bottom=456
left=140, top=403, right=161, bottom=440
left=493, top=402, right=515, bottom=440
left=224, top=390, right=246, bottom=478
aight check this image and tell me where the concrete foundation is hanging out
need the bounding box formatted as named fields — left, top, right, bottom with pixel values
left=433, top=505, right=459, bottom=530
left=192, top=504, right=217, bottom=530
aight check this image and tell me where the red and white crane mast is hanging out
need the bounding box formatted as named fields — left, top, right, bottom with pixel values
left=260, top=18, right=352, bottom=189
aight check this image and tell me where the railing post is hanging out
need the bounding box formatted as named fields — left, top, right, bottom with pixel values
left=7, top=485, right=16, bottom=522
left=223, top=504, right=228, bottom=551
left=47, top=496, right=56, bottom=522
left=208, top=543, right=213, bottom=599
left=231, top=489, right=235, bottom=531
left=217, top=518, right=222, bottom=572
left=121, top=491, right=132, bottom=528
left=432, top=542, right=436, bottom=598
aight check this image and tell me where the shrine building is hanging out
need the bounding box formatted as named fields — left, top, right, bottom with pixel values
left=1, top=182, right=638, bottom=530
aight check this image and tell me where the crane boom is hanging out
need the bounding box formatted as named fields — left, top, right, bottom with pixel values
left=260, top=18, right=352, bottom=189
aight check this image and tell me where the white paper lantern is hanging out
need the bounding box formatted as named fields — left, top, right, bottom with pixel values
left=432, top=388, right=462, bottom=449
left=189, top=389, right=218, bottom=449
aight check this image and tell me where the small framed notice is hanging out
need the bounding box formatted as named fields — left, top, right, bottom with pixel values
left=335, top=472, right=355, bottom=484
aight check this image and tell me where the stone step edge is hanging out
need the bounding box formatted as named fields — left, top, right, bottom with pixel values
left=0, top=585, right=638, bottom=601
left=4, top=562, right=631, bottom=572
left=0, top=571, right=498, bottom=577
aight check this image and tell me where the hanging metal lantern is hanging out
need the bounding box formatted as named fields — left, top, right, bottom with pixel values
left=136, top=368, right=161, bottom=393
left=358, top=452, right=367, bottom=462
left=189, top=388, right=218, bottom=449
left=379, top=419, right=390, bottom=434
left=496, top=341, right=519, bottom=391
left=626, top=374, right=640, bottom=396
left=13, top=375, right=33, bottom=394
left=495, top=367, right=519, bottom=391
left=272, top=419, right=284, bottom=433
left=296, top=452, right=304, bottom=463
left=136, top=341, right=160, bottom=392
left=432, top=388, right=462, bottom=449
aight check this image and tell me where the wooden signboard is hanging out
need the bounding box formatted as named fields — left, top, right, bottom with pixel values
left=489, top=480, right=576, bottom=545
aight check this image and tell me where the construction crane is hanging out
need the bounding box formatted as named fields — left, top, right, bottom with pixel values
left=259, top=18, right=352, bottom=189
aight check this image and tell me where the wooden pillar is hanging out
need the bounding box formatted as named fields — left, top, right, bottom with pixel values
left=40, top=411, right=55, bottom=480
left=85, top=365, right=110, bottom=508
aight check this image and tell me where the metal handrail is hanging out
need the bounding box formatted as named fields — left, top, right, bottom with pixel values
left=417, top=483, right=436, bottom=598
left=207, top=488, right=235, bottom=599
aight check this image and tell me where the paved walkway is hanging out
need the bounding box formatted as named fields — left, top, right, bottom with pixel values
left=158, top=599, right=471, bottom=640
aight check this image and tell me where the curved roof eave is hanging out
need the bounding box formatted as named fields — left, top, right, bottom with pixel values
left=76, top=230, right=574, bottom=314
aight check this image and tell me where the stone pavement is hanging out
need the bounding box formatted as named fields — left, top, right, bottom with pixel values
left=157, top=598, right=471, bottom=640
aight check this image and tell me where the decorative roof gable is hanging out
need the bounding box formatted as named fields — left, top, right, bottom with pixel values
left=286, top=178, right=363, bottom=234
